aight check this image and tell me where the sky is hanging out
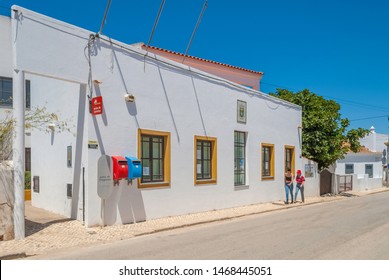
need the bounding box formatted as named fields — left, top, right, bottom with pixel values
left=1, top=0, right=389, bottom=134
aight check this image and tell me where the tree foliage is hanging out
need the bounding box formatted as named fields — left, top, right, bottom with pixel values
left=270, top=89, right=369, bottom=170
left=0, top=107, right=73, bottom=161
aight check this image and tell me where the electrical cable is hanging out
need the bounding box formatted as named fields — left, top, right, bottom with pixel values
left=99, top=0, right=112, bottom=35
left=182, top=0, right=208, bottom=63
left=262, top=81, right=389, bottom=113
left=145, top=0, right=165, bottom=53
left=95, top=35, right=299, bottom=109
left=350, top=115, right=389, bottom=122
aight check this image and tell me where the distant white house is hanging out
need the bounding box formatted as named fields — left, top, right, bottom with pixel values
left=359, top=126, right=388, bottom=184
left=360, top=126, right=388, bottom=157
left=335, top=149, right=383, bottom=191
left=1, top=6, right=321, bottom=229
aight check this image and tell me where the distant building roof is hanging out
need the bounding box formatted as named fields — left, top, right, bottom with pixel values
left=142, top=44, right=264, bottom=75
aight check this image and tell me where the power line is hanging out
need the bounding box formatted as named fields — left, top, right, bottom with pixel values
left=146, top=0, right=166, bottom=51
left=95, top=35, right=299, bottom=109
left=350, top=115, right=389, bottom=122
left=261, top=81, right=389, bottom=113
left=99, top=0, right=112, bottom=35
left=182, top=0, right=208, bottom=63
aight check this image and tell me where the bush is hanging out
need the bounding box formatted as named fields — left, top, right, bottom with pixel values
left=25, top=171, right=31, bottom=190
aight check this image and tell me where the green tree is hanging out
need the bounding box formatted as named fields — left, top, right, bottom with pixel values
left=270, top=88, right=369, bottom=170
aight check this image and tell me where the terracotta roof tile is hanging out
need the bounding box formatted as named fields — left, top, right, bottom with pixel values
left=143, top=44, right=264, bottom=75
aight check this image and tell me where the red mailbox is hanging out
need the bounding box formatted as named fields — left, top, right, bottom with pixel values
left=112, top=156, right=128, bottom=180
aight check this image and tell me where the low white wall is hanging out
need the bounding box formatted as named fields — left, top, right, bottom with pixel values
left=302, top=158, right=320, bottom=197
left=30, top=76, right=87, bottom=221
left=0, top=163, right=14, bottom=240
left=354, top=174, right=382, bottom=191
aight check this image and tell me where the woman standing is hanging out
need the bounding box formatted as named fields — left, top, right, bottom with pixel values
left=294, top=169, right=305, bottom=203
left=284, top=168, right=294, bottom=204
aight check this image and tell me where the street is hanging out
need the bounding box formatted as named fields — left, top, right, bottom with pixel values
left=28, top=191, right=389, bottom=259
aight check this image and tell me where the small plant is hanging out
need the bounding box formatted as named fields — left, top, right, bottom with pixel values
left=25, top=171, right=31, bottom=190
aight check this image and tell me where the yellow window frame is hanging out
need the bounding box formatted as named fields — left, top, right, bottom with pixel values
left=138, top=129, right=171, bottom=188
left=194, top=135, right=217, bottom=185
left=261, top=143, right=275, bottom=180
left=284, top=145, right=295, bottom=174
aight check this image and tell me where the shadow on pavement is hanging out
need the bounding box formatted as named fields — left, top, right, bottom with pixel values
left=25, top=218, right=72, bottom=237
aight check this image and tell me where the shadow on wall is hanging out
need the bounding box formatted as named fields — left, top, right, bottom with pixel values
left=104, top=180, right=146, bottom=225
left=71, top=85, right=87, bottom=220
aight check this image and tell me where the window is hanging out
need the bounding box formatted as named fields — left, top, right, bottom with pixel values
left=138, top=129, right=170, bottom=188
left=0, top=77, right=12, bottom=107
left=26, top=80, right=31, bottom=109
left=261, top=143, right=274, bottom=180
left=365, top=164, right=373, bottom=178
left=0, top=77, right=31, bottom=108
left=345, top=164, right=354, bottom=174
left=194, top=136, right=217, bottom=185
left=284, top=146, right=295, bottom=173
left=234, top=131, right=246, bottom=186
left=25, top=148, right=31, bottom=172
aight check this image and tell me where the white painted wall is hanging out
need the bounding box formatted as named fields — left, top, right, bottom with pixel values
left=336, top=153, right=383, bottom=178
left=0, top=15, right=31, bottom=150
left=335, top=152, right=383, bottom=191
left=9, top=6, right=316, bottom=227
left=302, top=158, right=320, bottom=197
left=30, top=76, right=88, bottom=220
left=0, top=16, right=13, bottom=121
left=0, top=16, right=12, bottom=78
left=360, top=127, right=388, bottom=155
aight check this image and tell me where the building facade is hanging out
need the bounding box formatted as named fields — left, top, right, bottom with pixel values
left=2, top=6, right=317, bottom=227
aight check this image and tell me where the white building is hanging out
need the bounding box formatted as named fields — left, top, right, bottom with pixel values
left=1, top=6, right=319, bottom=228
left=360, top=126, right=388, bottom=157
left=335, top=150, right=383, bottom=191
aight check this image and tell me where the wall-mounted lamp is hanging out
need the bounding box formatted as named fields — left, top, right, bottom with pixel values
left=124, top=93, right=135, bottom=103
left=48, top=123, right=56, bottom=131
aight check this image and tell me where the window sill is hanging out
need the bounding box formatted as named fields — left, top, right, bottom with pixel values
left=195, top=179, right=217, bottom=185
left=261, top=177, right=275, bottom=181
left=234, top=185, right=249, bottom=191
left=138, top=181, right=170, bottom=189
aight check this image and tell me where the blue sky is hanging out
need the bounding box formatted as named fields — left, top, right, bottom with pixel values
left=1, top=0, right=389, bottom=134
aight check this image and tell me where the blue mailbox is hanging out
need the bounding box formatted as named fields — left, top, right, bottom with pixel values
left=125, top=156, right=142, bottom=179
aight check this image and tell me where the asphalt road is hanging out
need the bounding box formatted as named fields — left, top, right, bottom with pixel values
left=29, top=191, right=389, bottom=259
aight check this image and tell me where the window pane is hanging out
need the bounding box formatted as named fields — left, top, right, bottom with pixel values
left=234, top=132, right=246, bottom=186
left=0, top=78, right=12, bottom=107
left=262, top=146, right=272, bottom=177
left=141, top=134, right=165, bottom=183
left=203, top=160, right=211, bottom=178
left=26, top=80, right=31, bottom=109
left=152, top=141, right=161, bottom=158
left=142, top=140, right=150, bottom=158
left=345, top=164, right=354, bottom=174
left=203, top=145, right=210, bottom=160
left=365, top=165, right=373, bottom=178
left=196, top=144, right=202, bottom=160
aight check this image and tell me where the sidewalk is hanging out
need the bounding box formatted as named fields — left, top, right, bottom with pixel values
left=1, top=187, right=388, bottom=260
